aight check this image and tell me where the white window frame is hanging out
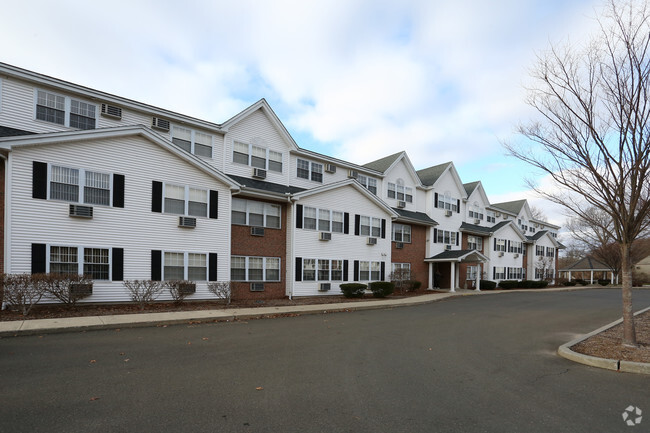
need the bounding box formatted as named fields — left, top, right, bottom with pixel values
left=48, top=164, right=113, bottom=206
left=438, top=192, right=458, bottom=211
left=233, top=141, right=283, bottom=173
left=357, top=174, right=378, bottom=195
left=47, top=244, right=113, bottom=281
left=467, top=235, right=482, bottom=251
left=467, top=265, right=478, bottom=281
left=437, top=230, right=457, bottom=245
left=392, top=223, right=412, bottom=243
left=387, top=180, right=413, bottom=203
left=486, top=210, right=496, bottom=223
left=392, top=263, right=411, bottom=273
left=160, top=251, right=208, bottom=281
left=494, top=239, right=507, bottom=252
left=296, top=158, right=323, bottom=182
left=172, top=125, right=213, bottom=158
left=468, top=202, right=484, bottom=220
left=163, top=183, right=209, bottom=217
left=358, top=261, right=381, bottom=281
left=231, top=198, right=281, bottom=228
left=536, top=245, right=545, bottom=256
left=305, top=258, right=344, bottom=281
left=34, top=89, right=97, bottom=130
left=360, top=215, right=382, bottom=237
left=494, top=266, right=506, bottom=280
left=230, top=256, right=281, bottom=282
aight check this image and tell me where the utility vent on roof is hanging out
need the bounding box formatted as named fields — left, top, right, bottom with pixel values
left=69, top=204, right=93, bottom=218
left=101, top=103, right=122, bottom=119
left=152, top=117, right=170, bottom=131
left=325, top=164, right=336, bottom=173
left=252, top=168, right=267, bottom=179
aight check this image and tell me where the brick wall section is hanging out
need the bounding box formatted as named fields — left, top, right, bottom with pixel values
left=231, top=200, right=287, bottom=300
left=458, top=234, right=486, bottom=289
left=391, top=224, right=428, bottom=288
left=0, top=158, right=4, bottom=274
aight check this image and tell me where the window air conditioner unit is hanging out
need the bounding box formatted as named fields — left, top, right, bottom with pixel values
left=445, top=210, right=453, bottom=217
left=397, top=201, right=406, bottom=208
left=495, top=212, right=501, bottom=217
left=514, top=253, right=520, bottom=258
left=396, top=242, right=404, bottom=249
left=250, top=283, right=265, bottom=292
left=177, top=282, right=196, bottom=294
left=325, top=164, right=336, bottom=173
left=178, top=216, right=197, bottom=228
left=348, top=170, right=359, bottom=179
left=498, top=252, right=504, bottom=257
left=101, top=103, right=122, bottom=119
left=251, top=226, right=265, bottom=236
left=70, top=282, right=93, bottom=296
left=474, top=219, right=481, bottom=225
left=319, top=283, right=331, bottom=292
left=152, top=117, right=170, bottom=131
left=445, top=244, right=452, bottom=251
left=319, top=231, right=331, bottom=241
left=367, top=237, right=377, bottom=246
left=503, top=215, right=508, bottom=219
left=534, top=223, right=539, bottom=228
left=69, top=204, right=93, bottom=218
left=252, top=168, right=267, bottom=179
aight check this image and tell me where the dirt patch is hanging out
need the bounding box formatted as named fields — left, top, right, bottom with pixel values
left=0, top=290, right=428, bottom=322
left=571, top=310, right=650, bottom=363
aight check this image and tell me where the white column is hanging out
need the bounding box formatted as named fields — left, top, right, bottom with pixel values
left=610, top=272, right=614, bottom=284
left=450, top=262, right=456, bottom=292
left=428, top=263, right=434, bottom=289
left=475, top=264, right=481, bottom=291
left=569, top=271, right=572, bottom=281
left=590, top=270, right=594, bottom=284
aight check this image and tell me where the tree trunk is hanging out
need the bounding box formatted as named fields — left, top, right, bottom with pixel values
left=620, top=243, right=637, bottom=347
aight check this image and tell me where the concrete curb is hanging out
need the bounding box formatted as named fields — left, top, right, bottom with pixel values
left=557, top=305, right=650, bottom=375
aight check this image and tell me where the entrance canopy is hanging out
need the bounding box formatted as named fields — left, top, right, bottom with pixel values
left=425, top=249, right=488, bottom=263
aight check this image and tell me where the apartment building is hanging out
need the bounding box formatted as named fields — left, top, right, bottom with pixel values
left=0, top=63, right=561, bottom=302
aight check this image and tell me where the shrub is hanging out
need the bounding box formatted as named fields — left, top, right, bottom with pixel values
left=165, top=280, right=196, bottom=304
left=339, top=283, right=367, bottom=298
left=563, top=280, right=577, bottom=286
left=207, top=281, right=232, bottom=305
left=389, top=268, right=413, bottom=294
left=406, top=280, right=422, bottom=291
left=368, top=281, right=395, bottom=298
left=597, top=279, right=610, bottom=286
left=40, top=273, right=93, bottom=307
left=575, top=278, right=588, bottom=286
left=632, top=271, right=648, bottom=287
left=498, top=280, right=520, bottom=290
left=3, top=273, right=46, bottom=316
left=123, top=280, right=165, bottom=310
left=518, top=280, right=549, bottom=288
left=480, top=280, right=497, bottom=290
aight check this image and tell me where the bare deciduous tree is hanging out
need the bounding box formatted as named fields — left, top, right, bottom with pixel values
left=529, top=205, right=548, bottom=222
left=123, top=280, right=165, bottom=310
left=2, top=273, right=46, bottom=316
left=505, top=0, right=650, bottom=346
left=207, top=281, right=232, bottom=305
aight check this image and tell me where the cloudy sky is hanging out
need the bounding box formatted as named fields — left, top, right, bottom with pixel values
left=2, top=0, right=604, bottom=227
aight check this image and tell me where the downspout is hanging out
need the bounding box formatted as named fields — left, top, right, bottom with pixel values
left=1, top=153, right=7, bottom=311
left=287, top=193, right=296, bottom=300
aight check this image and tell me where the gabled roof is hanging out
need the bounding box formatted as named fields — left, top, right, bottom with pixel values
left=0, top=125, right=36, bottom=137
left=227, top=175, right=306, bottom=196
left=492, top=199, right=528, bottom=215
left=417, top=162, right=452, bottom=186
left=463, top=181, right=480, bottom=196
left=525, top=230, right=562, bottom=248
left=459, top=221, right=505, bottom=235
left=425, top=249, right=489, bottom=263
left=292, top=179, right=399, bottom=218
left=363, top=151, right=405, bottom=172
left=392, top=208, right=438, bottom=226
left=0, top=126, right=240, bottom=190
left=560, top=256, right=612, bottom=271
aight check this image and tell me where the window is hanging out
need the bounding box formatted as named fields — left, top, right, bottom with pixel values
left=392, top=263, right=411, bottom=273
left=297, top=158, right=323, bottom=182
left=392, top=223, right=411, bottom=243
left=318, top=259, right=330, bottom=280
left=302, top=207, right=344, bottom=233
left=507, top=267, right=524, bottom=280
left=387, top=180, right=413, bottom=203
left=36, top=90, right=96, bottom=129
left=83, top=248, right=109, bottom=280
left=360, top=216, right=381, bottom=237
left=164, top=252, right=185, bottom=280
left=49, top=165, right=113, bottom=206
left=494, top=267, right=506, bottom=280
left=302, top=258, right=344, bottom=281
left=509, top=241, right=523, bottom=254
left=332, top=212, right=344, bottom=233
left=357, top=174, right=377, bottom=195
left=487, top=211, right=496, bottom=223
left=331, top=260, right=343, bottom=281
left=50, top=246, right=78, bottom=274
left=233, top=141, right=282, bottom=172
left=437, top=230, right=457, bottom=245
left=303, top=258, right=316, bottom=281
left=467, top=265, right=478, bottom=281
left=160, top=251, right=208, bottom=281
left=536, top=245, right=545, bottom=256
left=437, top=192, right=458, bottom=211
left=172, top=126, right=213, bottom=158
left=546, top=247, right=555, bottom=258
left=231, top=198, right=281, bottom=228
left=467, top=235, right=482, bottom=251
left=161, top=183, right=209, bottom=217
left=468, top=202, right=484, bottom=220
left=188, top=253, right=207, bottom=280
left=494, top=239, right=507, bottom=252
left=357, top=261, right=381, bottom=281
left=230, top=256, right=281, bottom=281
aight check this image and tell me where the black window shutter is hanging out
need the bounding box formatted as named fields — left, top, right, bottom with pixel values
left=296, top=205, right=303, bottom=229
left=209, top=190, right=218, bottom=219
left=152, top=181, right=163, bottom=213
left=151, top=250, right=162, bottom=281
left=344, top=213, right=350, bottom=234
left=113, top=174, right=125, bottom=208
left=31, top=243, right=46, bottom=274
left=32, top=161, right=48, bottom=199
left=433, top=228, right=438, bottom=243
left=353, top=260, right=359, bottom=281
left=112, top=248, right=124, bottom=281
left=381, top=219, right=386, bottom=239
left=295, top=257, right=302, bottom=281
left=493, top=267, right=496, bottom=279
left=456, top=232, right=459, bottom=246
left=456, top=199, right=460, bottom=213
left=494, top=238, right=497, bottom=250
left=343, top=260, right=349, bottom=281
left=434, top=193, right=438, bottom=208
left=354, top=215, right=360, bottom=236
left=507, top=240, right=511, bottom=252
left=380, top=262, right=385, bottom=281
left=209, top=253, right=218, bottom=281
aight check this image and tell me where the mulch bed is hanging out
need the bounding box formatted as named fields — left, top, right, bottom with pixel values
left=571, top=310, right=650, bottom=363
